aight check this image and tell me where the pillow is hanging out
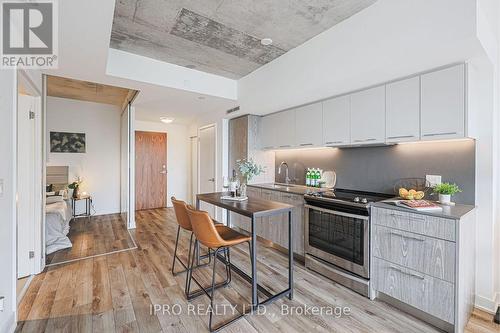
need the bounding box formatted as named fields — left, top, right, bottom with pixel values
left=46, top=191, right=56, bottom=196
left=46, top=195, right=63, bottom=204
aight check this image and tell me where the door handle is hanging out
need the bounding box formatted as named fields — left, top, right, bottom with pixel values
left=160, top=170, right=167, bottom=174
left=208, top=178, right=215, bottom=182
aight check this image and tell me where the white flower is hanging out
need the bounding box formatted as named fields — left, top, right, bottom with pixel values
left=236, top=158, right=265, bottom=182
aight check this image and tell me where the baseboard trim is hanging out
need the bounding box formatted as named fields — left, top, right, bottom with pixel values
left=0, top=312, right=16, bottom=333
left=475, top=294, right=497, bottom=314
left=16, top=275, right=33, bottom=306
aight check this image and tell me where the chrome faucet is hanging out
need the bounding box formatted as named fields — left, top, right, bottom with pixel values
left=278, top=161, right=291, bottom=184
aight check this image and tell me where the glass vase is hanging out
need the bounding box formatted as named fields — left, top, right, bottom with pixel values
left=240, top=183, right=247, bottom=198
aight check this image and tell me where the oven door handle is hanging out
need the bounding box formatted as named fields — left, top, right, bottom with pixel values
left=305, top=204, right=369, bottom=220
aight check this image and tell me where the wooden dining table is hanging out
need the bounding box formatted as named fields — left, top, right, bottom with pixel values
left=196, top=192, right=294, bottom=309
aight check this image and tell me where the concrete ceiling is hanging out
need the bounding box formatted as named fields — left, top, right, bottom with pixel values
left=42, top=0, right=238, bottom=125
left=110, top=0, right=378, bottom=79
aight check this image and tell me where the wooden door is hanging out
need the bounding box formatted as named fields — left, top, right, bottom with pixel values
left=135, top=131, right=167, bottom=210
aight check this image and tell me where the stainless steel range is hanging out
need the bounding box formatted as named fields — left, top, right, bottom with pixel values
left=304, top=189, right=393, bottom=297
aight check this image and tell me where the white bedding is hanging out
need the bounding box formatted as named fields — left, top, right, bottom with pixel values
left=45, top=200, right=72, bottom=255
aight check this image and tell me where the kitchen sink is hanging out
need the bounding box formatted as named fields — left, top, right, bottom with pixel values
left=270, top=183, right=296, bottom=189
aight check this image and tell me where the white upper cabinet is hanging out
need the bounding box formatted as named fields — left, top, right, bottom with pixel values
left=350, top=86, right=386, bottom=144
left=295, top=102, right=323, bottom=147
left=322, top=95, right=350, bottom=146
left=421, top=64, right=465, bottom=140
left=386, top=76, right=420, bottom=143
left=260, top=114, right=276, bottom=150
left=274, top=110, right=296, bottom=149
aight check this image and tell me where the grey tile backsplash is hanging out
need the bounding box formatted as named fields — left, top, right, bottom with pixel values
left=274, top=140, right=475, bottom=204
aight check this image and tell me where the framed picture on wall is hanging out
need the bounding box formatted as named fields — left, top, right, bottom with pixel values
left=50, top=132, right=86, bottom=153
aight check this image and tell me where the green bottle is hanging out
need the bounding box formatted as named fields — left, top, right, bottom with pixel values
left=306, top=169, right=311, bottom=186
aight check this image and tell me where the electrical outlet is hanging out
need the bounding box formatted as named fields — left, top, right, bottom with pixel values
left=426, top=175, right=442, bottom=187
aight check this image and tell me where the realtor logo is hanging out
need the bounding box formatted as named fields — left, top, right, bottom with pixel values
left=1, top=0, right=58, bottom=68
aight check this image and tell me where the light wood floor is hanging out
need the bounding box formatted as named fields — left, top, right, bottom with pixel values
left=46, top=214, right=136, bottom=265
left=17, top=208, right=499, bottom=333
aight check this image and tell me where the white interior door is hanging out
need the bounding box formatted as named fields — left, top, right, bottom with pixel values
left=198, top=124, right=216, bottom=217
left=190, top=136, right=198, bottom=204
left=17, top=94, right=36, bottom=278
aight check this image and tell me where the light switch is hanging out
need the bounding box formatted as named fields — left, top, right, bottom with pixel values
left=426, top=175, right=442, bottom=187
left=0, top=179, right=4, bottom=198
left=0, top=296, right=4, bottom=312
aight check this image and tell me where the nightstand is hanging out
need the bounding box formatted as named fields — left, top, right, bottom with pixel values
left=71, top=194, right=92, bottom=221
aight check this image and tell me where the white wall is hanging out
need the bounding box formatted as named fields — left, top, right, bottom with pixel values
left=224, top=0, right=499, bottom=312
left=472, top=0, right=500, bottom=313
left=189, top=109, right=229, bottom=222
left=46, top=97, right=121, bottom=215
left=135, top=120, right=190, bottom=207
left=0, top=69, right=17, bottom=333
left=107, top=49, right=237, bottom=100
left=237, top=0, right=480, bottom=116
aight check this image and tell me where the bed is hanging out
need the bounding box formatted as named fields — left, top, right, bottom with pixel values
left=45, top=199, right=72, bottom=254
left=45, top=166, right=73, bottom=255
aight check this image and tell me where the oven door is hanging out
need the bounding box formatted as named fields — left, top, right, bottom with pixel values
left=305, top=204, right=370, bottom=278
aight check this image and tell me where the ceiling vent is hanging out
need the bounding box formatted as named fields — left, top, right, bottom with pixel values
left=226, top=106, right=240, bottom=114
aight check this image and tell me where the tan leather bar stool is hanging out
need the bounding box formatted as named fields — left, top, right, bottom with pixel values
left=185, top=206, right=253, bottom=333
left=171, top=197, right=219, bottom=276
left=171, top=197, right=197, bottom=276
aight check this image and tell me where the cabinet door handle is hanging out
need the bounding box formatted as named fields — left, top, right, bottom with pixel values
left=299, top=143, right=314, bottom=146
left=279, top=145, right=291, bottom=148
left=389, top=265, right=425, bottom=280
left=422, top=132, right=457, bottom=137
left=353, top=138, right=376, bottom=143
left=263, top=146, right=274, bottom=150
left=389, top=230, right=425, bottom=241
left=325, top=141, right=344, bottom=145
left=387, top=135, right=415, bottom=139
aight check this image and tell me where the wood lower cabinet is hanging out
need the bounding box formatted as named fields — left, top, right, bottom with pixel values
left=371, top=205, right=476, bottom=333
left=232, top=186, right=305, bottom=256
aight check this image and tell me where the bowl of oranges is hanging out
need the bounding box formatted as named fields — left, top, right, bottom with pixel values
left=398, top=188, right=425, bottom=200
left=394, top=178, right=431, bottom=200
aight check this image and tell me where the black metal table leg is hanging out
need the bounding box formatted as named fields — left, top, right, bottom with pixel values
left=251, top=216, right=257, bottom=309
left=288, top=210, right=293, bottom=300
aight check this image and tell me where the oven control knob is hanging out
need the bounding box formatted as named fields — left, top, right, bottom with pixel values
left=361, top=198, right=368, bottom=204
left=353, top=197, right=360, bottom=203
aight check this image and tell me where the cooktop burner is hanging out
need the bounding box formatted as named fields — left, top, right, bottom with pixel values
left=305, top=188, right=394, bottom=211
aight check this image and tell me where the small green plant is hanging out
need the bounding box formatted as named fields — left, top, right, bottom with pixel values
left=68, top=177, right=82, bottom=189
left=68, top=182, right=79, bottom=189
left=236, top=158, right=265, bottom=183
left=433, top=183, right=462, bottom=195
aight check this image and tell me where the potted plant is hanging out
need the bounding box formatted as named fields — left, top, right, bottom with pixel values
left=68, top=177, right=83, bottom=199
left=433, top=183, right=462, bottom=204
left=236, top=158, right=265, bottom=197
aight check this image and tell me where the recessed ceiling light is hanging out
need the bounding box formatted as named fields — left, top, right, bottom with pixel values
left=160, top=117, right=174, bottom=124
left=261, top=38, right=273, bottom=46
